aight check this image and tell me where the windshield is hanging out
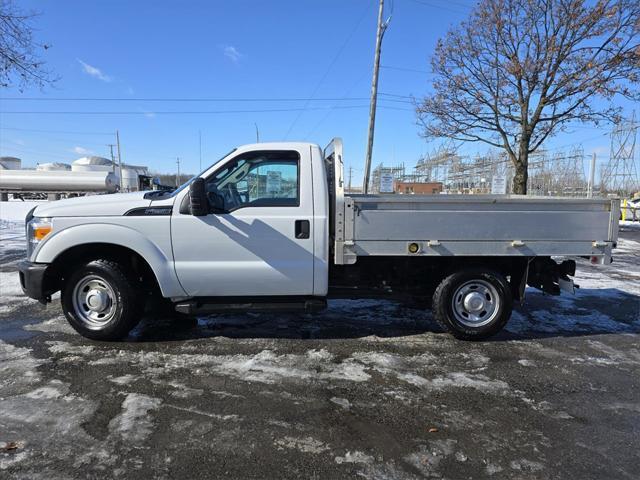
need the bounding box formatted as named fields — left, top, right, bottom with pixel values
left=150, top=148, right=237, bottom=199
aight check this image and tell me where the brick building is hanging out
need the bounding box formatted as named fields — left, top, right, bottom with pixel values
left=394, top=181, right=443, bottom=195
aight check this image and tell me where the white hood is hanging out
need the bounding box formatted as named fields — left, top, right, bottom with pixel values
left=33, top=192, right=152, bottom=218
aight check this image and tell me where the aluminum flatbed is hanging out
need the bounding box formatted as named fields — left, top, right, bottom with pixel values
left=325, top=139, right=619, bottom=265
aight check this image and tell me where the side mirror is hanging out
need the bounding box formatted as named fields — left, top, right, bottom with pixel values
left=189, top=178, right=209, bottom=216
left=208, top=191, right=225, bottom=213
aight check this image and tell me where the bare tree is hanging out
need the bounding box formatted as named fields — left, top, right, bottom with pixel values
left=0, top=0, right=55, bottom=90
left=417, top=0, right=640, bottom=194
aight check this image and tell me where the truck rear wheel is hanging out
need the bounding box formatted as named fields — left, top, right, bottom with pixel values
left=61, top=259, right=144, bottom=341
left=432, top=268, right=512, bottom=340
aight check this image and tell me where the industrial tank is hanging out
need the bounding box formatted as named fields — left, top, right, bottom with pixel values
left=0, top=157, right=22, bottom=170
left=0, top=170, right=118, bottom=192
left=71, top=156, right=114, bottom=172
left=120, top=167, right=141, bottom=191
left=37, top=162, right=72, bottom=171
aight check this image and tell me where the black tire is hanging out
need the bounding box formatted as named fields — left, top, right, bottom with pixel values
left=61, top=259, right=144, bottom=341
left=432, top=268, right=512, bottom=340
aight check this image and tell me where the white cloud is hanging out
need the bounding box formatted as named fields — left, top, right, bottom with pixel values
left=126, top=86, right=135, bottom=95
left=222, top=45, right=244, bottom=64
left=72, top=146, right=93, bottom=155
left=77, top=59, right=112, bottom=82
left=137, top=108, right=156, bottom=119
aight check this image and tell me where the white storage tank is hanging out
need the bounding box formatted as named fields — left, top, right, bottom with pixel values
left=0, top=170, right=118, bottom=192
left=37, top=162, right=72, bottom=171
left=120, top=167, right=141, bottom=191
left=0, top=157, right=22, bottom=170
left=71, top=156, right=114, bottom=172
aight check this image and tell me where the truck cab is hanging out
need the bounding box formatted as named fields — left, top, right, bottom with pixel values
left=169, top=143, right=329, bottom=298
left=20, top=142, right=332, bottom=340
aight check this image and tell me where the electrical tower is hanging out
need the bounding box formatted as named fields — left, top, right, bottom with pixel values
left=601, top=114, right=639, bottom=196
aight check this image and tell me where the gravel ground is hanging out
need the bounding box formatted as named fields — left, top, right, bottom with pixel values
left=0, top=221, right=639, bottom=480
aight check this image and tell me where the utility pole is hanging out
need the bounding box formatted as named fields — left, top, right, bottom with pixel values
left=176, top=157, right=181, bottom=187
left=199, top=131, right=202, bottom=172
left=115, top=131, right=124, bottom=192
left=362, top=0, right=390, bottom=194
left=348, top=165, right=353, bottom=193
left=106, top=144, right=116, bottom=173
left=587, top=152, right=596, bottom=198
left=255, top=123, right=260, bottom=143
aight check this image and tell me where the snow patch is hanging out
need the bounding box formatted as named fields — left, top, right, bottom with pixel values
left=518, top=359, right=536, bottom=367
left=109, top=374, right=137, bottom=386
left=510, top=458, right=545, bottom=472
left=274, top=436, right=330, bottom=454
left=108, top=393, right=162, bottom=442
left=25, top=381, right=68, bottom=399
left=89, top=348, right=371, bottom=384
left=0, top=451, right=29, bottom=471
left=0, top=270, right=34, bottom=314
left=430, top=372, right=510, bottom=393
left=0, top=340, right=45, bottom=393
left=330, top=397, right=351, bottom=409
left=335, top=450, right=374, bottom=464
left=47, top=341, right=95, bottom=356
left=0, top=200, right=42, bottom=223
left=24, top=316, right=75, bottom=334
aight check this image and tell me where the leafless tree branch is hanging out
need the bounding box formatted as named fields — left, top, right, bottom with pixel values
left=417, top=0, right=640, bottom=193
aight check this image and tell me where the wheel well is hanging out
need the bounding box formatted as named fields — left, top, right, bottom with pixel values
left=46, top=243, right=161, bottom=296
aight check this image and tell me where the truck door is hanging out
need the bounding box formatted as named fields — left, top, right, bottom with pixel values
left=170, top=148, right=315, bottom=297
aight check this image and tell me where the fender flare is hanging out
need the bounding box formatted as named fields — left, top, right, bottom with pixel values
left=34, top=223, right=186, bottom=297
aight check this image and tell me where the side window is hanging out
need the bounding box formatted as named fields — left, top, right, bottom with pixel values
left=205, top=151, right=300, bottom=211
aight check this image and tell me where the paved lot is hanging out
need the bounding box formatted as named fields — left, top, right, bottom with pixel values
left=1, top=222, right=639, bottom=479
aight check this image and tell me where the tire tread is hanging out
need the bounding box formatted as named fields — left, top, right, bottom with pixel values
left=432, top=268, right=512, bottom=341
left=61, top=258, right=143, bottom=341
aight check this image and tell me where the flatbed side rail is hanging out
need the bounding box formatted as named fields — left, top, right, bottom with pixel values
left=348, top=194, right=618, bottom=264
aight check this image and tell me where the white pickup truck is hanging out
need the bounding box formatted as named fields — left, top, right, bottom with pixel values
left=19, top=139, right=620, bottom=341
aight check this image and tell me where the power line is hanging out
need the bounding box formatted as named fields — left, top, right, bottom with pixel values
left=408, top=0, right=470, bottom=15
left=1, top=93, right=413, bottom=103
left=303, top=71, right=370, bottom=140
left=0, top=104, right=414, bottom=115
left=1, top=133, right=110, bottom=149
left=380, top=65, right=434, bottom=75
left=380, top=92, right=415, bottom=100
left=0, top=126, right=113, bottom=135
left=545, top=132, right=610, bottom=152
left=283, top=1, right=374, bottom=139
left=0, top=96, right=376, bottom=102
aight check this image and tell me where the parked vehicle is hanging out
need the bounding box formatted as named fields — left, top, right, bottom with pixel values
left=19, top=139, right=620, bottom=341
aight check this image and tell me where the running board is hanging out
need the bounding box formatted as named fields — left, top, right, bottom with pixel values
left=174, top=298, right=327, bottom=315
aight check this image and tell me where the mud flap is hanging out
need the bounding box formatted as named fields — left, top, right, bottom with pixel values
left=527, top=258, right=577, bottom=296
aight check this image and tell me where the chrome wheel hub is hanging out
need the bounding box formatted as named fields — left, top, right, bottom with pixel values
left=463, top=291, right=486, bottom=313
left=86, top=289, right=108, bottom=311
left=452, top=279, right=500, bottom=328
left=72, top=275, right=117, bottom=329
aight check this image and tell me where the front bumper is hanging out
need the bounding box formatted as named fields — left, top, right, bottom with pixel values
left=18, top=260, right=51, bottom=304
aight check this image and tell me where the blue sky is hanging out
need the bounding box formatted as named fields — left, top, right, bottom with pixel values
left=0, top=0, right=634, bottom=182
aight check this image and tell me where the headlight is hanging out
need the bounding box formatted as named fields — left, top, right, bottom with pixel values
left=26, top=217, right=52, bottom=260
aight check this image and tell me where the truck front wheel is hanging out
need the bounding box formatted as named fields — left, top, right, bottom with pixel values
left=432, top=269, right=512, bottom=340
left=61, top=259, right=144, bottom=341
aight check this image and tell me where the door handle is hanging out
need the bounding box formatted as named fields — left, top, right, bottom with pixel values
left=295, top=220, right=310, bottom=239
